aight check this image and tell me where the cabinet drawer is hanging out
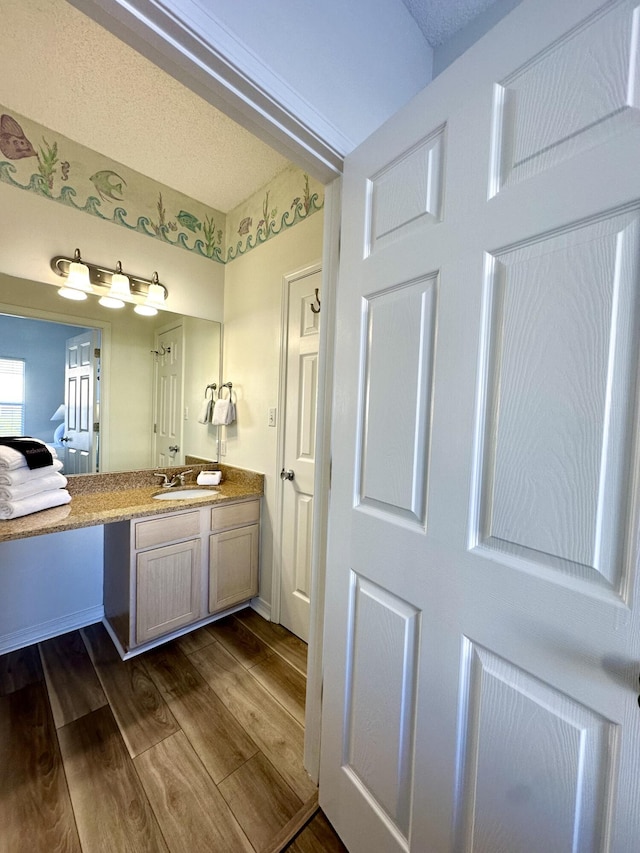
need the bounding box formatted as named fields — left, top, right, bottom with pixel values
left=135, top=510, right=200, bottom=550
left=211, top=500, right=260, bottom=532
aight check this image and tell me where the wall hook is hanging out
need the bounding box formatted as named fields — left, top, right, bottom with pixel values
left=150, top=343, right=171, bottom=356
left=311, top=288, right=321, bottom=314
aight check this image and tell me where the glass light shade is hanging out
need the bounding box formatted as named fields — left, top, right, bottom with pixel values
left=99, top=269, right=129, bottom=308
left=58, top=285, right=87, bottom=300
left=99, top=295, right=125, bottom=308
left=110, top=269, right=131, bottom=298
left=134, top=277, right=164, bottom=316
left=66, top=259, right=92, bottom=293
left=134, top=303, right=158, bottom=316
left=147, top=282, right=165, bottom=304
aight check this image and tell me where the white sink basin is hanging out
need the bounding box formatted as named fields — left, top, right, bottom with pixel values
left=153, top=488, right=218, bottom=500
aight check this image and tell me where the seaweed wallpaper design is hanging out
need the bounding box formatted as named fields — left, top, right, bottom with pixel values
left=225, top=164, right=324, bottom=260
left=0, top=107, right=324, bottom=265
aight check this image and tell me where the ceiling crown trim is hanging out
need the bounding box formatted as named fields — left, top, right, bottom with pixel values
left=68, top=0, right=347, bottom=183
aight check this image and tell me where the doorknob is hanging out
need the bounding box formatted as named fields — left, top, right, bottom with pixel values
left=59, top=436, right=71, bottom=443
left=168, top=445, right=179, bottom=453
left=280, top=468, right=295, bottom=481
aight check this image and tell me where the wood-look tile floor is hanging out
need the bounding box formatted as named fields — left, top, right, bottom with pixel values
left=0, top=609, right=347, bottom=853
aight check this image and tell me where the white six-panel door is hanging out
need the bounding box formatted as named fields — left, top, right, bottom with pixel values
left=320, top=1, right=640, bottom=851
left=64, top=330, right=99, bottom=474
left=154, top=324, right=184, bottom=467
left=279, top=266, right=321, bottom=641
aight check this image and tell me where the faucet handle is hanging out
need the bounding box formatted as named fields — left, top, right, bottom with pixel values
left=178, top=469, right=193, bottom=484
left=153, top=472, right=169, bottom=485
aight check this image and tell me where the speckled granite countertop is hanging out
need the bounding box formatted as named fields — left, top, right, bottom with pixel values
left=0, top=463, right=264, bottom=543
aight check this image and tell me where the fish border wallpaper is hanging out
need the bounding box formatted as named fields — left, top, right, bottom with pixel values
left=0, top=107, right=324, bottom=266
left=225, top=164, right=324, bottom=261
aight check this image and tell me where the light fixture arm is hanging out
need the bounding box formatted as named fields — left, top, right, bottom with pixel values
left=51, top=253, right=168, bottom=302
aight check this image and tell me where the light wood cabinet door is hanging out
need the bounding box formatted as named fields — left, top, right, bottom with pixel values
left=209, top=523, right=259, bottom=613
left=136, top=538, right=202, bottom=644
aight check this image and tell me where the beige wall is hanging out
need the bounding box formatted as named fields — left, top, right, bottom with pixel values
left=222, top=212, right=324, bottom=612
left=0, top=183, right=225, bottom=322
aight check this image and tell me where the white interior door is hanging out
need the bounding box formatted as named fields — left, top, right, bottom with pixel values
left=320, top=1, right=640, bottom=851
left=279, top=265, right=321, bottom=642
left=64, top=330, right=99, bottom=474
left=153, top=324, right=184, bottom=467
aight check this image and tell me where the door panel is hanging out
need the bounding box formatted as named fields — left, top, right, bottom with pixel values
left=320, top=1, right=640, bottom=851
left=369, top=123, right=445, bottom=253
left=344, top=576, right=419, bottom=839
left=491, top=0, right=640, bottom=194
left=455, top=641, right=617, bottom=853
left=473, top=208, right=640, bottom=590
left=359, top=276, right=437, bottom=525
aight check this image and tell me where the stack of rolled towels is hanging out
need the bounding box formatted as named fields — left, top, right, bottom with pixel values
left=0, top=438, right=71, bottom=520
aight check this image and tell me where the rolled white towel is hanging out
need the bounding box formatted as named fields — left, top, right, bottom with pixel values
left=0, top=488, right=71, bottom=520
left=0, top=459, right=64, bottom=486
left=0, top=472, right=68, bottom=501
left=0, top=442, right=58, bottom=470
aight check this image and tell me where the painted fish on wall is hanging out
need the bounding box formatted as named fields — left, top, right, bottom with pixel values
left=176, top=210, right=202, bottom=232
left=89, top=169, right=127, bottom=202
left=0, top=114, right=36, bottom=160
left=237, top=217, right=252, bottom=236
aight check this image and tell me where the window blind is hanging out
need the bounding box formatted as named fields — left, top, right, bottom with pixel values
left=0, top=357, right=26, bottom=435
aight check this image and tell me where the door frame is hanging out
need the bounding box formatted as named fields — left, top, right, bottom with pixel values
left=270, top=182, right=340, bottom=781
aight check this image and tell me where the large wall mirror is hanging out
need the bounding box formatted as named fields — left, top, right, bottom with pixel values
left=0, top=273, right=221, bottom=473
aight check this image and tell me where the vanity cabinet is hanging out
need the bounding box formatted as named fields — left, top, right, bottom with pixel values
left=104, top=497, right=260, bottom=656
left=209, top=500, right=260, bottom=612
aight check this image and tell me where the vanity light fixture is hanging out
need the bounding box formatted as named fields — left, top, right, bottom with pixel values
left=51, top=250, right=168, bottom=315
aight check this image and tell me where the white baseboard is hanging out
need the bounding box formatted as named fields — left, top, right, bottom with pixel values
left=0, top=605, right=105, bottom=655
left=250, top=596, right=272, bottom=621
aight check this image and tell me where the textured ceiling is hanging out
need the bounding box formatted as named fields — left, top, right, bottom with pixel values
left=400, top=0, right=500, bottom=46
left=2, top=0, right=500, bottom=212
left=1, top=0, right=291, bottom=213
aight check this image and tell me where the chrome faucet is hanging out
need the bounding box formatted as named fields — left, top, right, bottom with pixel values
left=154, top=469, right=193, bottom=488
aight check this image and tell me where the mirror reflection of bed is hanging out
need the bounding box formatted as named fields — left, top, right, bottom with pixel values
left=0, top=313, right=95, bottom=473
